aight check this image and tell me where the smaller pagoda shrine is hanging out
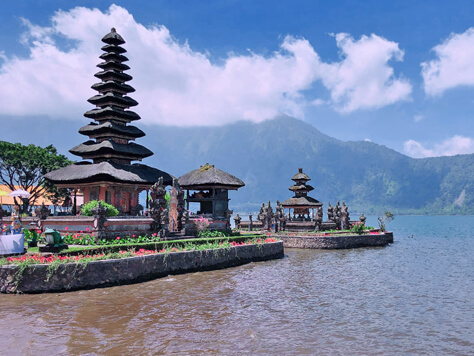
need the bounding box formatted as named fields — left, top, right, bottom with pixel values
left=178, top=164, right=245, bottom=231
left=45, top=28, right=173, bottom=214
left=281, top=168, right=322, bottom=221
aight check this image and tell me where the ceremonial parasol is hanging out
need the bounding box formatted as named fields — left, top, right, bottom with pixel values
left=8, top=189, right=31, bottom=198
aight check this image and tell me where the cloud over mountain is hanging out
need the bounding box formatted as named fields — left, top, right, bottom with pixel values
left=0, top=5, right=412, bottom=126
left=404, top=136, right=474, bottom=158
left=422, top=28, right=474, bottom=96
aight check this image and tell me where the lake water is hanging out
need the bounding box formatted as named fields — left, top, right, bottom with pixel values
left=0, top=216, right=473, bottom=355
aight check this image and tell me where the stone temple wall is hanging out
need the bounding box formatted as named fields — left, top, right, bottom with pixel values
left=0, top=242, right=284, bottom=294
left=278, top=232, right=393, bottom=249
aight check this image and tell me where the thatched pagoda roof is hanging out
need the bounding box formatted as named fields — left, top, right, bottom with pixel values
left=79, top=122, right=145, bottom=139
left=281, top=196, right=322, bottom=207
left=70, top=140, right=152, bottom=160
left=44, top=161, right=173, bottom=186
left=101, top=28, right=125, bottom=45
left=178, top=163, right=245, bottom=190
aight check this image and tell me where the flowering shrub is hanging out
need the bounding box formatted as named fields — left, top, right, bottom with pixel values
left=80, top=200, right=119, bottom=217
left=2, top=236, right=279, bottom=266
left=351, top=222, right=366, bottom=235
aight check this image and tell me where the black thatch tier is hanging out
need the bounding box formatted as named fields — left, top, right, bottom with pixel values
left=179, top=163, right=245, bottom=190
left=79, top=122, right=145, bottom=139
left=91, top=81, right=135, bottom=95
left=281, top=196, right=322, bottom=207
left=289, top=184, right=314, bottom=192
left=88, top=92, right=138, bottom=108
left=97, top=61, right=130, bottom=72
left=99, top=52, right=128, bottom=63
left=95, top=70, right=132, bottom=83
left=44, top=161, right=173, bottom=186
left=101, top=44, right=127, bottom=54
left=70, top=140, right=153, bottom=160
left=84, top=107, right=140, bottom=122
left=102, top=28, right=125, bottom=45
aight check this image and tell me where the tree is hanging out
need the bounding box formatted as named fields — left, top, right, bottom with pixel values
left=0, top=141, right=72, bottom=213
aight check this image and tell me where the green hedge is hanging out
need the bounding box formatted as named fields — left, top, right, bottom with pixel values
left=58, top=235, right=265, bottom=257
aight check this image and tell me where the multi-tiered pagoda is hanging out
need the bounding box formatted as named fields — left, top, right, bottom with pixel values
left=281, top=168, right=322, bottom=220
left=45, top=28, right=173, bottom=214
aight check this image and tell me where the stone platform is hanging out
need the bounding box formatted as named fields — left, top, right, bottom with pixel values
left=277, top=232, right=393, bottom=249
left=0, top=242, right=284, bottom=294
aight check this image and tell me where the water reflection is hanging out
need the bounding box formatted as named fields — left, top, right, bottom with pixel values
left=1, top=216, right=473, bottom=355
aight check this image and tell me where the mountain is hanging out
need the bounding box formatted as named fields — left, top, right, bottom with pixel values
left=139, top=115, right=474, bottom=215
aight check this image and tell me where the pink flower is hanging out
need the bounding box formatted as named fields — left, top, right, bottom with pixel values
left=65, top=226, right=69, bottom=231
left=116, top=236, right=121, bottom=240
left=153, top=233, right=157, bottom=237
left=86, top=227, right=90, bottom=232
left=132, top=234, right=136, bottom=238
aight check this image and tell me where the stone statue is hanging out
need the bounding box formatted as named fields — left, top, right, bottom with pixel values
left=315, top=206, right=323, bottom=231
left=327, top=202, right=334, bottom=223
left=249, top=212, right=253, bottom=231
left=35, top=202, right=50, bottom=220
left=359, top=213, right=367, bottom=225
left=233, top=213, right=242, bottom=229
left=92, top=201, right=108, bottom=239
left=149, top=178, right=168, bottom=233
left=341, top=202, right=349, bottom=230
left=335, top=201, right=342, bottom=229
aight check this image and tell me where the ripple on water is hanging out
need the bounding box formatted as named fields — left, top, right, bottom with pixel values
left=0, top=216, right=473, bottom=355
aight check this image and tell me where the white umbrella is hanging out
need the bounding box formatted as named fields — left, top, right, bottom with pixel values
left=8, top=189, right=31, bottom=198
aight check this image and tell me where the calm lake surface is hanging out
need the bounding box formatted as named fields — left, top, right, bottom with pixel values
left=1, top=216, right=473, bottom=355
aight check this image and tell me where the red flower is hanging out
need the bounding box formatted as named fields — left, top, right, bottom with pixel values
left=132, top=234, right=136, bottom=238
left=116, top=236, right=121, bottom=240
left=65, top=226, right=69, bottom=231
left=86, top=227, right=90, bottom=232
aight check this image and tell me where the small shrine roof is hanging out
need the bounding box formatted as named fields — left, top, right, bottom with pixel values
left=281, top=196, right=322, bottom=207
left=178, top=163, right=245, bottom=190
left=292, top=168, right=311, bottom=181
left=289, top=184, right=314, bottom=192
left=44, top=161, right=174, bottom=186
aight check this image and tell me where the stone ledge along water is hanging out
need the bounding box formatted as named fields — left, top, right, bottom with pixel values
left=278, top=232, right=393, bottom=249
left=0, top=242, right=284, bottom=294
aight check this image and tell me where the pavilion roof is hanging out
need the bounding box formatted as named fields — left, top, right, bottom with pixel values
left=281, top=196, right=322, bottom=207
left=44, top=161, right=174, bottom=186
left=178, top=163, right=245, bottom=190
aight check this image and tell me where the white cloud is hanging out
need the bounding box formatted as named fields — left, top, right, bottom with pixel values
left=320, top=33, right=412, bottom=113
left=422, top=28, right=474, bottom=96
left=0, top=5, right=411, bottom=126
left=414, top=114, right=424, bottom=123
left=404, top=135, right=474, bottom=158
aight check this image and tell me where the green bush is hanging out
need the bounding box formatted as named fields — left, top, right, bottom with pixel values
left=81, top=200, right=119, bottom=217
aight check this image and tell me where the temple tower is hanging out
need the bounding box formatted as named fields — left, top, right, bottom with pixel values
left=281, top=168, right=322, bottom=221
left=45, top=28, right=173, bottom=214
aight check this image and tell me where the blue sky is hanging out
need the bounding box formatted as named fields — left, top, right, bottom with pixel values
left=1, top=0, right=474, bottom=158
